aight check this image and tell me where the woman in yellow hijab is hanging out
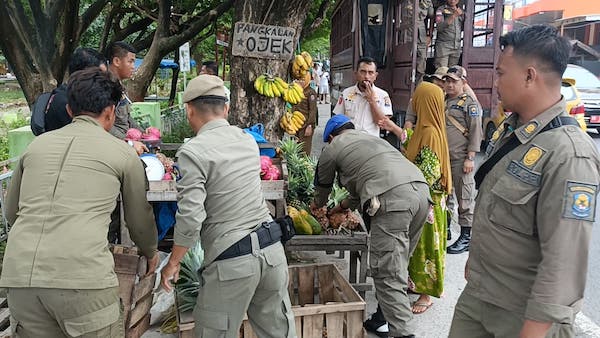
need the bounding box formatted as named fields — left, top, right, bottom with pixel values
left=379, top=81, right=451, bottom=313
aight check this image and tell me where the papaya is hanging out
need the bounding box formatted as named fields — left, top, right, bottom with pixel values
left=300, top=209, right=322, bottom=235
left=290, top=208, right=312, bottom=235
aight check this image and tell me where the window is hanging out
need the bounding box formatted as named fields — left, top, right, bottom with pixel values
left=473, top=1, right=495, bottom=47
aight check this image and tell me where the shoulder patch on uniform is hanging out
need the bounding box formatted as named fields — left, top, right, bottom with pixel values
left=506, top=160, right=541, bottom=186
left=521, top=145, right=546, bottom=168
left=384, top=96, right=391, bottom=107
left=562, top=181, right=597, bottom=222
left=469, top=105, right=480, bottom=117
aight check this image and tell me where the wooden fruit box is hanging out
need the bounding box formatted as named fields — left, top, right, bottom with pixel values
left=111, top=245, right=156, bottom=338
left=285, top=221, right=371, bottom=298
left=177, top=263, right=366, bottom=338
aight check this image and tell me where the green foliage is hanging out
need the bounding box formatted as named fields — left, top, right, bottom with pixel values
left=0, top=89, right=26, bottom=104
left=0, top=114, right=29, bottom=162
left=175, top=242, right=204, bottom=313
left=279, top=138, right=316, bottom=208
left=301, top=36, right=330, bottom=61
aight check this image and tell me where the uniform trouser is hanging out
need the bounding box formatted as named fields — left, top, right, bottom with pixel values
left=7, top=286, right=123, bottom=338
left=296, top=128, right=313, bottom=156
left=434, top=47, right=462, bottom=69
left=449, top=291, right=574, bottom=338
left=194, top=238, right=296, bottom=338
left=447, top=163, right=476, bottom=228
left=369, top=182, right=431, bottom=336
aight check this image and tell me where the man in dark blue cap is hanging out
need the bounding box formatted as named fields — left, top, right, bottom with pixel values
left=312, top=116, right=432, bottom=338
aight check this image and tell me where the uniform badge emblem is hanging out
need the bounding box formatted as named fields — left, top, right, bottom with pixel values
left=572, top=193, right=591, bottom=218
left=470, top=106, right=479, bottom=116
left=524, top=122, right=537, bottom=134
left=563, top=181, right=597, bottom=222
left=491, top=130, right=500, bottom=141
left=384, top=96, right=391, bottom=107
left=522, top=146, right=543, bottom=167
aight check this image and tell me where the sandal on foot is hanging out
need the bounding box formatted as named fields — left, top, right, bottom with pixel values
left=411, top=301, right=433, bottom=314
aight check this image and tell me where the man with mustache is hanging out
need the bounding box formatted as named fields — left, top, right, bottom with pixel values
left=333, top=57, right=393, bottom=137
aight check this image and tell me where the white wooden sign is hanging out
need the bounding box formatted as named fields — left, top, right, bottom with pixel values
left=231, top=22, right=296, bottom=60
left=179, top=42, right=191, bottom=72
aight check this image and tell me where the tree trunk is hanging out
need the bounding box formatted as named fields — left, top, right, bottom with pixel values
left=126, top=0, right=233, bottom=102
left=228, top=0, right=313, bottom=142
left=0, top=1, right=109, bottom=105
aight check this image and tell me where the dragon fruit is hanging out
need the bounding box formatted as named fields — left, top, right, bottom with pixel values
left=142, top=127, right=161, bottom=141
left=260, top=156, right=273, bottom=176
left=262, top=165, right=281, bottom=180
left=125, top=128, right=142, bottom=141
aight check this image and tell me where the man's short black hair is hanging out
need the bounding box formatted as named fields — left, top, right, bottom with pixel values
left=188, top=97, right=226, bottom=115
left=356, top=56, right=377, bottom=70
left=499, top=24, right=570, bottom=77
left=331, top=122, right=355, bottom=138
left=68, top=48, right=106, bottom=74
left=67, top=67, right=123, bottom=117
left=106, top=41, right=137, bottom=61
left=202, top=61, right=219, bottom=75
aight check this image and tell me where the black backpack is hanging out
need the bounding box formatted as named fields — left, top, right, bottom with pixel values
left=30, top=90, right=56, bottom=136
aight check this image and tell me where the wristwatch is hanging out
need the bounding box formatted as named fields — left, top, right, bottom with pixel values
left=466, top=156, right=475, bottom=161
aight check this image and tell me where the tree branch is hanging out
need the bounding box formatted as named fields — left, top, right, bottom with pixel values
left=79, top=0, right=111, bottom=38
left=302, top=0, right=332, bottom=38
left=161, top=0, right=234, bottom=51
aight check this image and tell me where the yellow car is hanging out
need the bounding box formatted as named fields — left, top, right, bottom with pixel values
left=483, top=78, right=586, bottom=146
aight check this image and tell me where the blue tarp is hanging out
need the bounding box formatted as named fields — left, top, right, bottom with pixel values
left=134, top=58, right=196, bottom=70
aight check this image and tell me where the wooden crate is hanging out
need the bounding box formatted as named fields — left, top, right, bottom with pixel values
left=177, top=263, right=366, bottom=338
left=111, top=245, right=156, bottom=338
left=285, top=222, right=371, bottom=298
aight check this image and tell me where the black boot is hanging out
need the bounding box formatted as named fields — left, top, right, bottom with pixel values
left=446, top=211, right=452, bottom=241
left=447, top=226, right=471, bottom=254
left=363, top=305, right=388, bottom=337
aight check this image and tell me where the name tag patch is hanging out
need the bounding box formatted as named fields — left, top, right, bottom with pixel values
left=506, top=160, right=541, bottom=186
left=563, top=181, right=597, bottom=222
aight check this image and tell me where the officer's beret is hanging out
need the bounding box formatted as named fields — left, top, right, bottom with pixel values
left=182, top=74, right=227, bottom=103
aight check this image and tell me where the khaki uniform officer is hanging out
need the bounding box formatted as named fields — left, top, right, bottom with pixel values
left=291, top=80, right=318, bottom=155
left=434, top=0, right=464, bottom=69
left=333, top=57, right=393, bottom=137
left=313, top=115, right=431, bottom=338
left=402, top=0, right=434, bottom=84
left=449, top=24, right=600, bottom=338
left=443, top=66, right=482, bottom=254
left=0, top=68, right=158, bottom=338
left=160, top=75, right=296, bottom=338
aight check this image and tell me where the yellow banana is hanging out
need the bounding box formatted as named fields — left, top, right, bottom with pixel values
left=292, top=116, right=303, bottom=129
left=262, top=81, right=270, bottom=97
left=293, top=111, right=306, bottom=122
left=295, top=55, right=308, bottom=71
left=254, top=75, right=265, bottom=94
left=301, top=52, right=313, bottom=68
left=271, top=80, right=281, bottom=97
left=274, top=77, right=288, bottom=91
left=293, top=83, right=305, bottom=99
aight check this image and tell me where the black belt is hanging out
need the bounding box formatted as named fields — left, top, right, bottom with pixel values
left=215, top=221, right=282, bottom=261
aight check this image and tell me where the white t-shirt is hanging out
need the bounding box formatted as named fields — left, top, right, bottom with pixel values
left=332, top=84, right=393, bottom=137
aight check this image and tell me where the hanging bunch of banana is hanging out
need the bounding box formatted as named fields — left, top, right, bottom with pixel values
left=282, top=82, right=305, bottom=105
left=291, top=52, right=313, bottom=79
left=279, top=110, right=306, bottom=135
left=254, top=74, right=289, bottom=98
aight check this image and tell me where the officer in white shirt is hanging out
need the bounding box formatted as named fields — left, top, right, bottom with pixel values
left=333, top=57, right=393, bottom=137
